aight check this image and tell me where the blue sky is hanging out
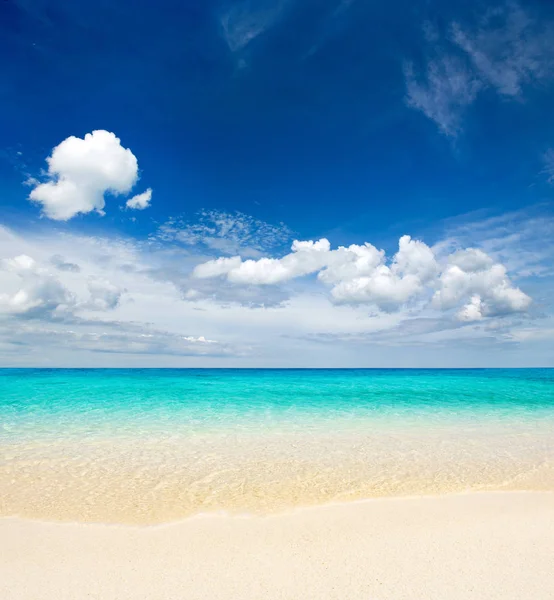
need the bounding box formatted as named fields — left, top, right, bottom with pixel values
left=1, top=0, right=554, bottom=366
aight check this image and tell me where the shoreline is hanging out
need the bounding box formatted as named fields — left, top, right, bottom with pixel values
left=2, top=491, right=553, bottom=599
left=1, top=488, right=553, bottom=528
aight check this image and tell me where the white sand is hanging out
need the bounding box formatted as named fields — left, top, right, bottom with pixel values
left=1, top=492, right=553, bottom=600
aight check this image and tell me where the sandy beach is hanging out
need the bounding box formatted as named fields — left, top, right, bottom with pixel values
left=1, top=491, right=553, bottom=600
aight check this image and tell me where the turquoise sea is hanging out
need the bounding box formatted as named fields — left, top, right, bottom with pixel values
left=1, top=368, right=553, bottom=523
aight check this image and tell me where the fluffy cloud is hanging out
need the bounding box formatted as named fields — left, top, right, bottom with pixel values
left=126, top=188, right=152, bottom=210
left=194, top=235, right=530, bottom=316
left=194, top=238, right=332, bottom=284
left=0, top=253, right=126, bottom=318
left=29, top=130, right=140, bottom=220
left=433, top=248, right=531, bottom=321
left=325, top=236, right=438, bottom=310
left=457, top=295, right=484, bottom=322
left=0, top=254, right=76, bottom=317
left=194, top=256, right=243, bottom=279
left=316, top=242, right=383, bottom=285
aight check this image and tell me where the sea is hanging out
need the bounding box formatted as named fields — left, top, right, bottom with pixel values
left=1, top=368, right=553, bottom=523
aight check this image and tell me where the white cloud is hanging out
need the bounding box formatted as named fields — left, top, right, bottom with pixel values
left=194, top=238, right=332, bottom=285
left=182, top=335, right=217, bottom=343
left=230, top=238, right=331, bottom=285
left=448, top=247, right=493, bottom=272
left=126, top=188, right=152, bottom=210
left=0, top=254, right=76, bottom=317
left=406, top=3, right=554, bottom=136
left=194, top=234, right=530, bottom=316
left=0, top=253, right=123, bottom=318
left=194, top=256, right=243, bottom=279
left=329, top=269, right=424, bottom=309
left=29, top=130, right=140, bottom=220
left=316, top=242, right=384, bottom=285
left=433, top=249, right=531, bottom=319
left=457, top=295, right=484, bottom=322
left=392, top=235, right=439, bottom=282
left=327, top=236, right=438, bottom=310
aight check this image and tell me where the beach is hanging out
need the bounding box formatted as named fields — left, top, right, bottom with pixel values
left=1, top=492, right=554, bottom=600
left=2, top=369, right=554, bottom=598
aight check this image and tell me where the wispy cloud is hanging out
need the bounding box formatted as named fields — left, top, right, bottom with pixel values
left=543, top=149, right=554, bottom=184
left=451, top=3, right=554, bottom=97
left=435, top=204, right=554, bottom=278
left=288, top=315, right=520, bottom=350
left=219, top=0, right=286, bottom=52
left=0, top=319, right=235, bottom=359
left=302, top=0, right=358, bottom=59
left=405, top=2, right=554, bottom=136
left=404, top=56, right=482, bottom=136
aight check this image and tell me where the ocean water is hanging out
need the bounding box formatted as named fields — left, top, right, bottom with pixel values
left=1, top=368, right=553, bottom=524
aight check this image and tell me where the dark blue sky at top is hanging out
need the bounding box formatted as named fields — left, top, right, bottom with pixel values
left=2, top=0, right=554, bottom=249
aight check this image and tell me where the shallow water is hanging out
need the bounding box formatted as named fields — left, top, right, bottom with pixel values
left=1, top=368, right=553, bottom=523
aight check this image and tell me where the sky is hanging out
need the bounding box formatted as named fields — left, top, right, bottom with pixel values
left=1, top=0, right=554, bottom=367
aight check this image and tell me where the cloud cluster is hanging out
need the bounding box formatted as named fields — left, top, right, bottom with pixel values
left=0, top=254, right=124, bottom=319
left=405, top=3, right=554, bottom=135
left=0, top=226, right=247, bottom=364
left=28, top=130, right=150, bottom=220
left=0, top=216, right=549, bottom=366
left=194, top=235, right=530, bottom=318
